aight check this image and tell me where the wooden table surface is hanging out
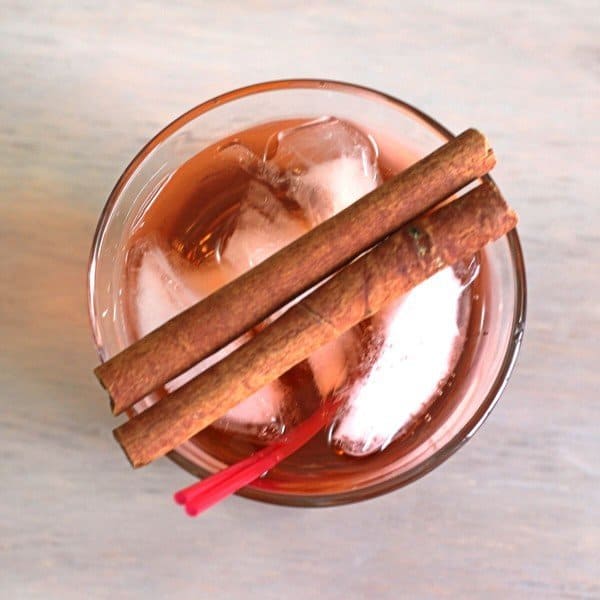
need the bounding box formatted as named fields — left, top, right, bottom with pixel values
left=1, top=2, right=598, bottom=598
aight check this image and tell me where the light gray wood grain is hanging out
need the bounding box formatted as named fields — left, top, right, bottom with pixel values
left=1, top=1, right=598, bottom=599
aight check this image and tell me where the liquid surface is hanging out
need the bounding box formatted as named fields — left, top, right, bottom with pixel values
left=122, top=117, right=485, bottom=490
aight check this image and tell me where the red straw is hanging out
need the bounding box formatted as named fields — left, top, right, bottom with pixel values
left=174, top=402, right=334, bottom=516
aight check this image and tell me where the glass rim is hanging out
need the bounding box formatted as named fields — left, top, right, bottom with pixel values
left=88, top=78, right=527, bottom=507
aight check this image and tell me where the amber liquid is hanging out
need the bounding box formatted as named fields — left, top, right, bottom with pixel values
left=122, top=119, right=488, bottom=495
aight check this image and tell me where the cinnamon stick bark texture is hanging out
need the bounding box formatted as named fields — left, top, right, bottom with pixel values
left=97, top=129, right=496, bottom=415
left=114, top=180, right=517, bottom=468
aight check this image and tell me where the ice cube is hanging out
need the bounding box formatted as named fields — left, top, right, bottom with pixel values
left=221, top=179, right=308, bottom=273
left=266, top=117, right=382, bottom=224
left=220, top=118, right=381, bottom=229
left=129, top=237, right=288, bottom=435
left=266, top=116, right=379, bottom=171
left=331, top=267, right=465, bottom=456
left=130, top=237, right=230, bottom=338
left=298, top=155, right=381, bottom=222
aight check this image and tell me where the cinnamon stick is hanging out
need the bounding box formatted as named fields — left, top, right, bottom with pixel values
left=113, top=180, right=517, bottom=468
left=97, top=129, right=495, bottom=415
